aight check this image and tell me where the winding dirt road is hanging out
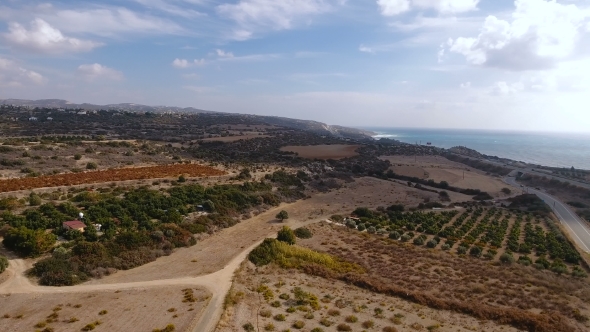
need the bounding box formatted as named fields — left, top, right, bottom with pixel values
left=0, top=240, right=263, bottom=332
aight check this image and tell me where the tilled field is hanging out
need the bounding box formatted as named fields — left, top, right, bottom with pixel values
left=0, top=163, right=225, bottom=193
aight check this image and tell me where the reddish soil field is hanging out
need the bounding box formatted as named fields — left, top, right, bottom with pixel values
left=280, top=145, right=360, bottom=160
left=0, top=164, right=225, bottom=193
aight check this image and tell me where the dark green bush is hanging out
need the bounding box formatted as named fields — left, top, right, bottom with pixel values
left=294, top=227, right=312, bottom=239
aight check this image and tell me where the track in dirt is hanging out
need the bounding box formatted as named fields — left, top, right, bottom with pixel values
left=0, top=164, right=226, bottom=193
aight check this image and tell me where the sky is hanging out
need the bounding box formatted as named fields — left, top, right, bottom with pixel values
left=1, top=0, right=590, bottom=132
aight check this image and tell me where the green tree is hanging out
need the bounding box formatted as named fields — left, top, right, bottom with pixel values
left=3, top=226, right=56, bottom=257
left=29, top=193, right=42, bottom=206
left=277, top=226, right=296, bottom=245
left=86, top=162, right=97, bottom=170
left=276, top=210, right=289, bottom=222
left=0, top=255, right=8, bottom=273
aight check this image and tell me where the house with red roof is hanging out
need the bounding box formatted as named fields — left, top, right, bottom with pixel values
left=63, top=220, right=86, bottom=232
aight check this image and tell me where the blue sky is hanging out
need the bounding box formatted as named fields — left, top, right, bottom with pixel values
left=1, top=0, right=590, bottom=132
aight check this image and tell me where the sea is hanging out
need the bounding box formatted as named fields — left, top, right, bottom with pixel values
left=364, top=128, right=590, bottom=170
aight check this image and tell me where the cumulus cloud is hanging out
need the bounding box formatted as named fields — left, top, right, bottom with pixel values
left=377, top=0, right=478, bottom=16
left=216, top=49, right=234, bottom=58
left=446, top=0, right=590, bottom=71
left=217, top=0, right=338, bottom=39
left=0, top=57, right=46, bottom=87
left=490, top=81, right=524, bottom=95
left=172, top=58, right=206, bottom=68
left=77, top=64, right=123, bottom=81
left=3, top=18, right=102, bottom=54
left=359, top=44, right=375, bottom=53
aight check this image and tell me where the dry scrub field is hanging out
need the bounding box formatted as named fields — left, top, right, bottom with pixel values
left=381, top=155, right=513, bottom=197
left=218, top=263, right=521, bottom=332
left=280, top=145, right=360, bottom=160
left=0, top=286, right=209, bottom=332
left=84, top=177, right=471, bottom=286
left=201, top=134, right=270, bottom=142
left=298, top=223, right=590, bottom=331
left=0, top=163, right=225, bottom=193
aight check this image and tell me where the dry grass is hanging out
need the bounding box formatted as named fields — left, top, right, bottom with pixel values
left=297, top=223, right=590, bottom=331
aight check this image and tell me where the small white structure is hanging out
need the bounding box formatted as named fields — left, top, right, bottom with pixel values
left=28, top=117, right=38, bottom=121
left=47, top=117, right=53, bottom=121
left=93, top=224, right=102, bottom=231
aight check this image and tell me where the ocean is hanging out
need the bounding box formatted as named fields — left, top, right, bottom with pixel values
left=364, top=128, right=590, bottom=170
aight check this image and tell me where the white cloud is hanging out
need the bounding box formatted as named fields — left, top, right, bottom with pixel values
left=446, top=0, right=590, bottom=71
left=77, top=64, right=123, bottom=81
left=377, top=0, right=410, bottom=16
left=217, top=0, right=339, bottom=39
left=184, top=85, right=214, bottom=93
left=460, top=81, right=471, bottom=88
left=490, top=81, right=524, bottom=95
left=172, top=58, right=206, bottom=68
left=47, top=8, right=184, bottom=37
left=216, top=49, right=234, bottom=58
left=359, top=44, right=374, bottom=53
left=134, top=0, right=204, bottom=18
left=3, top=18, right=102, bottom=54
left=0, top=57, right=46, bottom=87
left=377, top=0, right=478, bottom=16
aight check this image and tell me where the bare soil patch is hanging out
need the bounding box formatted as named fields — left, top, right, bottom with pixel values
left=381, top=155, right=516, bottom=197
left=0, top=286, right=209, bottom=332
left=280, top=145, right=360, bottom=160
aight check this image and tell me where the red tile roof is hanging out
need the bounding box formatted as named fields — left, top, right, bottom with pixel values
left=63, top=220, right=86, bottom=229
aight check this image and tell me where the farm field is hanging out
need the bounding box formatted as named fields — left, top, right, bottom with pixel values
left=0, top=286, right=209, bottom=332
left=297, top=222, right=590, bottom=331
left=338, top=207, right=583, bottom=273
left=218, top=262, right=520, bottom=332
left=280, top=145, right=360, bottom=159
left=0, top=163, right=226, bottom=193
left=380, top=155, right=514, bottom=196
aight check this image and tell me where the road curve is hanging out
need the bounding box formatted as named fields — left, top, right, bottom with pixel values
left=504, top=176, right=590, bottom=253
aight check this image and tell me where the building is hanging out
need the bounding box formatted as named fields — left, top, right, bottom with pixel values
left=63, top=220, right=86, bottom=232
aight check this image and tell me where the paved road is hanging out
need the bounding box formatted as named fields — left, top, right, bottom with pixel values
left=504, top=176, right=590, bottom=253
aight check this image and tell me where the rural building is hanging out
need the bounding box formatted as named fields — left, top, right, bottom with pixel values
left=63, top=220, right=86, bottom=232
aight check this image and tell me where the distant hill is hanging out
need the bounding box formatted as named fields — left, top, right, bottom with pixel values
left=0, top=98, right=374, bottom=139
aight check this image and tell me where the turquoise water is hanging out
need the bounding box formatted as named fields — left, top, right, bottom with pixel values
left=364, top=128, right=590, bottom=170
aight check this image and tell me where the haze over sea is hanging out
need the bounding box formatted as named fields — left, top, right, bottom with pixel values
left=365, top=128, right=590, bottom=170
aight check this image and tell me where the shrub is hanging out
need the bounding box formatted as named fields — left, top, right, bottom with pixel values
left=320, top=318, right=333, bottom=326
left=469, top=246, right=482, bottom=257
left=274, top=314, right=286, bottom=321
left=400, top=234, right=411, bottom=242
left=276, top=210, right=289, bottom=222
left=345, top=315, right=358, bottom=323
left=572, top=266, right=588, bottom=278
left=311, top=328, right=324, bottom=332
left=457, top=246, right=467, bottom=255
left=279, top=293, right=290, bottom=300
left=277, top=226, right=296, bottom=245
left=271, top=301, right=281, bottom=307
left=294, top=227, right=312, bottom=239
left=0, top=255, right=8, bottom=273
left=357, top=224, right=366, bottom=231
left=3, top=227, right=56, bottom=257
left=286, top=306, right=296, bottom=313
left=500, top=252, right=515, bottom=264
left=484, top=249, right=497, bottom=259
left=264, top=323, right=275, bottom=331
left=388, top=231, right=400, bottom=240
left=426, top=239, right=438, bottom=248
left=328, top=309, right=340, bottom=316
left=367, top=226, right=376, bottom=234
left=260, top=310, right=272, bottom=318
left=292, top=321, right=305, bottom=329
left=86, top=162, right=97, bottom=170
left=413, top=237, right=425, bottom=246
left=441, top=244, right=450, bottom=250
left=382, top=327, right=398, bottom=332
left=243, top=323, right=255, bottom=332
left=98, top=310, right=108, bottom=315
left=336, top=324, right=352, bottom=331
